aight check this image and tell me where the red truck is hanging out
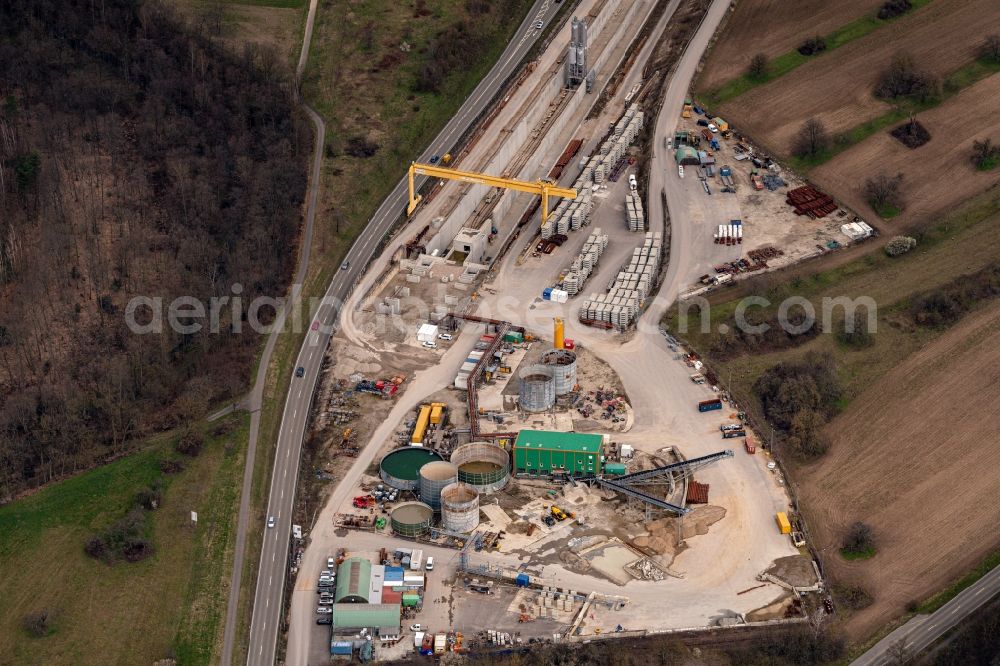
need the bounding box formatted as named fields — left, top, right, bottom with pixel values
left=744, top=436, right=756, bottom=454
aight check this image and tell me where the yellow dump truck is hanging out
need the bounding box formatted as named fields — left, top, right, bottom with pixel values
left=775, top=512, right=791, bottom=535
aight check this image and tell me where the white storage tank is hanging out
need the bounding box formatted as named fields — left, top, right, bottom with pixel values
left=440, top=482, right=480, bottom=533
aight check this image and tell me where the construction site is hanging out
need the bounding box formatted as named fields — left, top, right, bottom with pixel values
left=288, top=0, right=849, bottom=662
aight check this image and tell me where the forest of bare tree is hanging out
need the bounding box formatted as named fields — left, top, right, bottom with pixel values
left=0, top=0, right=308, bottom=498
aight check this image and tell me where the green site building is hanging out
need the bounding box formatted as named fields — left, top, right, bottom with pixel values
left=513, top=430, right=603, bottom=477
left=335, top=557, right=372, bottom=603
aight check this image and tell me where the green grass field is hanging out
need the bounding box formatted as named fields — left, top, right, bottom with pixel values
left=0, top=414, right=249, bottom=665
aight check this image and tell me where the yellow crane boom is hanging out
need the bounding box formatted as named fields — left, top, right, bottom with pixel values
left=407, top=162, right=577, bottom=226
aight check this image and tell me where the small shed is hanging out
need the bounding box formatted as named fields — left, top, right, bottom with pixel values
left=416, top=323, right=438, bottom=343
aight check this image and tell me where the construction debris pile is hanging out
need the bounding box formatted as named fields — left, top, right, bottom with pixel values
left=560, top=229, right=609, bottom=296
left=574, top=388, right=629, bottom=425
left=762, top=174, right=786, bottom=191
left=786, top=185, right=837, bottom=219
left=624, top=557, right=666, bottom=581
left=577, top=232, right=662, bottom=329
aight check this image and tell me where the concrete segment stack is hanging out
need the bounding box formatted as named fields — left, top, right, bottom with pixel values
left=560, top=228, right=608, bottom=295
left=625, top=192, right=644, bottom=232
left=578, top=232, right=661, bottom=328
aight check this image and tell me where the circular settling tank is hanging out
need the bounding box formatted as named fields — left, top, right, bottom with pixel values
left=451, top=442, right=510, bottom=494
left=389, top=501, right=434, bottom=537
left=441, top=482, right=480, bottom=533
left=519, top=365, right=555, bottom=412
left=418, top=461, right=458, bottom=511
left=541, top=349, right=578, bottom=395
left=379, top=447, right=444, bottom=491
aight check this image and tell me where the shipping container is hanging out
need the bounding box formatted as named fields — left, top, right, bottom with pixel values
left=776, top=512, right=791, bottom=534
left=698, top=399, right=723, bottom=412
left=604, top=463, right=627, bottom=475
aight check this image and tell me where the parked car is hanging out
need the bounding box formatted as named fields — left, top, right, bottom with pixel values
left=410, top=624, right=422, bottom=632
left=438, top=333, right=453, bottom=341
left=316, top=616, right=332, bottom=625
left=317, top=606, right=333, bottom=614
left=327, top=556, right=336, bottom=569
left=696, top=119, right=709, bottom=127
left=267, top=516, right=275, bottom=528
left=708, top=123, right=718, bottom=133
left=422, top=341, right=437, bottom=349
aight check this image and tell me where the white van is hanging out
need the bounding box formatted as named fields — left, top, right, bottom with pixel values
left=425, top=556, right=434, bottom=571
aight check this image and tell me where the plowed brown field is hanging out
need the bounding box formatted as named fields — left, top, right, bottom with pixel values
left=797, top=300, right=1000, bottom=640
left=811, top=74, right=1000, bottom=230
left=698, top=0, right=882, bottom=90
left=716, top=0, right=1000, bottom=156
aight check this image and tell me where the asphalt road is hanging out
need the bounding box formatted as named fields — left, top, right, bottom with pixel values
left=851, top=565, right=1000, bottom=665
left=219, top=0, right=325, bottom=660
left=243, top=1, right=562, bottom=664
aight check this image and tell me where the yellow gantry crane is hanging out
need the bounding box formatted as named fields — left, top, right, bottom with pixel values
left=407, top=162, right=577, bottom=226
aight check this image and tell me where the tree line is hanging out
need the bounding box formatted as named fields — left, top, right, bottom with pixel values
left=0, top=0, right=308, bottom=498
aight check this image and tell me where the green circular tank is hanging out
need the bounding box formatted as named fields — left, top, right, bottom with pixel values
left=379, top=447, right=444, bottom=491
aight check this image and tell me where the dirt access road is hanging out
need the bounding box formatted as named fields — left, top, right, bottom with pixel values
left=798, top=300, right=1000, bottom=640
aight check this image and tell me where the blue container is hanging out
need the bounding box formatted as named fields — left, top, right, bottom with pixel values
left=331, top=641, right=353, bottom=656
left=516, top=573, right=530, bottom=587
